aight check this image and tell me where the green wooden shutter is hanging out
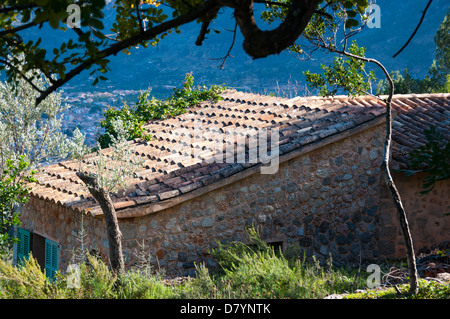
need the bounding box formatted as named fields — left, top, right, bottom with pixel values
left=17, top=228, right=31, bottom=266
left=44, top=239, right=59, bottom=281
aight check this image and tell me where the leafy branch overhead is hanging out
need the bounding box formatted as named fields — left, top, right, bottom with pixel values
left=98, top=73, right=225, bottom=148
left=0, top=0, right=373, bottom=105
left=303, top=41, right=375, bottom=96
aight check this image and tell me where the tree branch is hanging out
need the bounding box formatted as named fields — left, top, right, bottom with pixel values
left=321, top=44, right=419, bottom=295
left=0, top=58, right=44, bottom=94
left=210, top=21, right=238, bottom=69
left=135, top=0, right=145, bottom=33
left=195, top=19, right=212, bottom=46
left=0, top=21, right=38, bottom=37
left=34, top=0, right=223, bottom=105
left=232, top=0, right=322, bottom=59
left=393, top=0, right=433, bottom=58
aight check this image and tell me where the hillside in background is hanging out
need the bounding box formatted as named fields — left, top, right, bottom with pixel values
left=5, top=0, right=450, bottom=144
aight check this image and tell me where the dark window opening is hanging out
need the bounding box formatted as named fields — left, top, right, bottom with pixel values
left=268, top=241, right=284, bottom=255
left=32, top=233, right=46, bottom=271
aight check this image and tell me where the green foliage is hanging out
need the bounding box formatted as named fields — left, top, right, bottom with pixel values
left=116, top=269, right=175, bottom=299
left=98, top=73, right=225, bottom=148
left=1, top=231, right=449, bottom=299
left=76, top=254, right=117, bottom=299
left=0, top=253, right=54, bottom=299
left=0, top=66, right=73, bottom=169
left=434, top=8, right=450, bottom=79
left=0, top=65, right=83, bottom=256
left=0, top=252, right=175, bottom=299
left=397, top=126, right=450, bottom=196
left=346, top=279, right=450, bottom=299
left=0, top=156, right=36, bottom=256
left=376, top=65, right=450, bottom=95
left=178, top=227, right=366, bottom=299
left=303, top=41, right=376, bottom=96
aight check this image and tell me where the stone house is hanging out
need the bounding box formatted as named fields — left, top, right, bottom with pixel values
left=17, top=91, right=450, bottom=277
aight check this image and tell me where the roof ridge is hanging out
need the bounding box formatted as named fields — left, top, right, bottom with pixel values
left=389, top=93, right=450, bottom=99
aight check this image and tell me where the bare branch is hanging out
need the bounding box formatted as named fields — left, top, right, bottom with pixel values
left=317, top=41, right=420, bottom=295
left=195, top=20, right=211, bottom=46
left=210, top=22, right=238, bottom=69
left=393, top=0, right=433, bottom=58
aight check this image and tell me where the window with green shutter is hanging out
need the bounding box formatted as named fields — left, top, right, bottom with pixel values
left=17, top=228, right=31, bottom=266
left=44, top=239, right=59, bottom=281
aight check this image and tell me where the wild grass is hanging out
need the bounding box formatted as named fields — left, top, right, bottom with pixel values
left=176, top=228, right=365, bottom=299
left=0, top=229, right=447, bottom=299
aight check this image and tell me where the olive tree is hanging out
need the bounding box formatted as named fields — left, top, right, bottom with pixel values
left=0, top=66, right=80, bottom=255
left=67, top=119, right=143, bottom=274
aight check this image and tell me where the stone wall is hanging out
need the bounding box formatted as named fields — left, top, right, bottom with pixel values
left=21, top=123, right=395, bottom=276
left=116, top=123, right=387, bottom=276
left=19, top=196, right=106, bottom=269
left=378, top=172, right=450, bottom=258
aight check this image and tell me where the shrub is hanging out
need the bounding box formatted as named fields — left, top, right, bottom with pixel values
left=177, top=228, right=367, bottom=299
left=0, top=253, right=53, bottom=299
left=98, top=73, right=225, bottom=148
left=345, top=279, right=450, bottom=299
left=116, top=269, right=175, bottom=299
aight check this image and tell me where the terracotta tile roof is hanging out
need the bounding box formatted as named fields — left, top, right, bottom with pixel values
left=30, top=90, right=449, bottom=216
left=386, top=94, right=450, bottom=169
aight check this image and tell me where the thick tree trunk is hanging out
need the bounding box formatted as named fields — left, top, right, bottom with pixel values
left=232, top=0, right=321, bottom=59
left=76, top=172, right=125, bottom=274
